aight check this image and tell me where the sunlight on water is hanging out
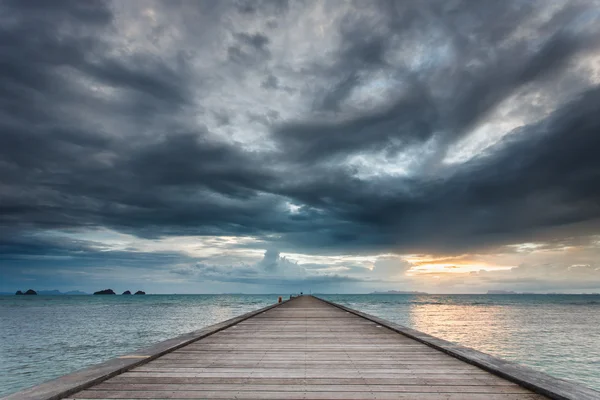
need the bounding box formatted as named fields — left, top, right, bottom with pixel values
left=1, top=294, right=599, bottom=396
left=321, top=294, right=600, bottom=391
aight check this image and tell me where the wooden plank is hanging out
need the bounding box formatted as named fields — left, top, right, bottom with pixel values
left=69, top=391, right=547, bottom=399
left=119, top=372, right=496, bottom=379
left=107, top=376, right=517, bottom=385
left=90, top=383, right=532, bottom=393
left=132, top=367, right=484, bottom=373
left=146, top=361, right=469, bottom=366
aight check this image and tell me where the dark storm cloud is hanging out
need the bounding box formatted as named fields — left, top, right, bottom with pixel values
left=228, top=32, right=271, bottom=65
left=234, top=0, right=288, bottom=16
left=261, top=74, right=279, bottom=89
left=343, top=87, right=600, bottom=253
left=1, top=0, right=600, bottom=275
left=274, top=18, right=596, bottom=164
left=0, top=230, right=99, bottom=259
left=0, top=229, right=193, bottom=289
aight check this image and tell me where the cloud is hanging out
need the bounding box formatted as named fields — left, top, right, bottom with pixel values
left=256, top=248, right=285, bottom=272
left=372, top=256, right=412, bottom=278
left=169, top=248, right=363, bottom=286
left=458, top=262, right=600, bottom=292
left=1, top=0, right=600, bottom=290
left=228, top=32, right=271, bottom=65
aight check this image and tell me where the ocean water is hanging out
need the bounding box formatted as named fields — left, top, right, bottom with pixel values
left=0, top=294, right=599, bottom=396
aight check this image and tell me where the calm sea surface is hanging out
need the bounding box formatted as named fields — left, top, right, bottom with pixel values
left=0, top=294, right=599, bottom=396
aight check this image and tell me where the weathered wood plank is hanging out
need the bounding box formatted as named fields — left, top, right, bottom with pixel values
left=70, top=390, right=547, bottom=399
left=146, top=361, right=468, bottom=366
left=90, top=383, right=532, bottom=393
left=119, top=371, right=497, bottom=379
left=132, top=367, right=483, bottom=373
left=107, top=376, right=516, bottom=385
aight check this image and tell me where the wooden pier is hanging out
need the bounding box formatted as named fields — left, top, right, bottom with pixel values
left=4, top=296, right=599, bottom=400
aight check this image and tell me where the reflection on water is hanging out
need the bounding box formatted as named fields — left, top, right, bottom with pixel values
left=408, top=303, right=507, bottom=350
left=1, top=293, right=599, bottom=396
left=321, top=294, right=600, bottom=391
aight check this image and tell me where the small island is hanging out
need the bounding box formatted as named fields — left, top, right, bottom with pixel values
left=122, top=290, right=132, bottom=295
left=93, top=289, right=116, bottom=295
left=134, top=290, right=146, bottom=295
left=14, top=289, right=88, bottom=295
left=16, top=289, right=38, bottom=295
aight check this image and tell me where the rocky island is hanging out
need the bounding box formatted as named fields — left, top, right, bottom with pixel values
left=15, top=289, right=37, bottom=295
left=122, top=290, right=132, bottom=295
left=134, top=290, right=146, bottom=295
left=93, top=289, right=116, bottom=295
left=13, top=289, right=88, bottom=295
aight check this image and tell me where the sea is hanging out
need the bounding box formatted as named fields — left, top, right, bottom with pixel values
left=0, top=294, right=599, bottom=396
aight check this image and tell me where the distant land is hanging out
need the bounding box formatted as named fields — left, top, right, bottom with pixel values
left=487, top=290, right=518, bottom=294
left=94, top=289, right=116, bottom=295
left=1, top=289, right=89, bottom=295
left=487, top=290, right=600, bottom=295
left=0, top=289, right=156, bottom=295
left=39, top=290, right=89, bottom=295
left=93, top=289, right=145, bottom=295
left=15, top=289, right=37, bottom=295
left=371, top=290, right=429, bottom=295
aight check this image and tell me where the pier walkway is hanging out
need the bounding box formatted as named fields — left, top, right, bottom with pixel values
left=67, top=296, right=545, bottom=400
left=6, top=295, right=600, bottom=400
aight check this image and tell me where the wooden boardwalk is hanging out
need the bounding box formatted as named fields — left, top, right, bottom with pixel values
left=66, top=296, right=547, bottom=400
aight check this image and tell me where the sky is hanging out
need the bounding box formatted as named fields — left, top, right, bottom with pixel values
left=1, top=0, right=600, bottom=294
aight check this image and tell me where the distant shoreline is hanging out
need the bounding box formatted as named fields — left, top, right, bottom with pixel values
left=370, top=290, right=429, bottom=295
left=2, top=291, right=600, bottom=296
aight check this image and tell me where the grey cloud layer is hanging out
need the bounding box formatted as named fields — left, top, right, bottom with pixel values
left=1, top=0, right=600, bottom=264
left=169, top=249, right=366, bottom=286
